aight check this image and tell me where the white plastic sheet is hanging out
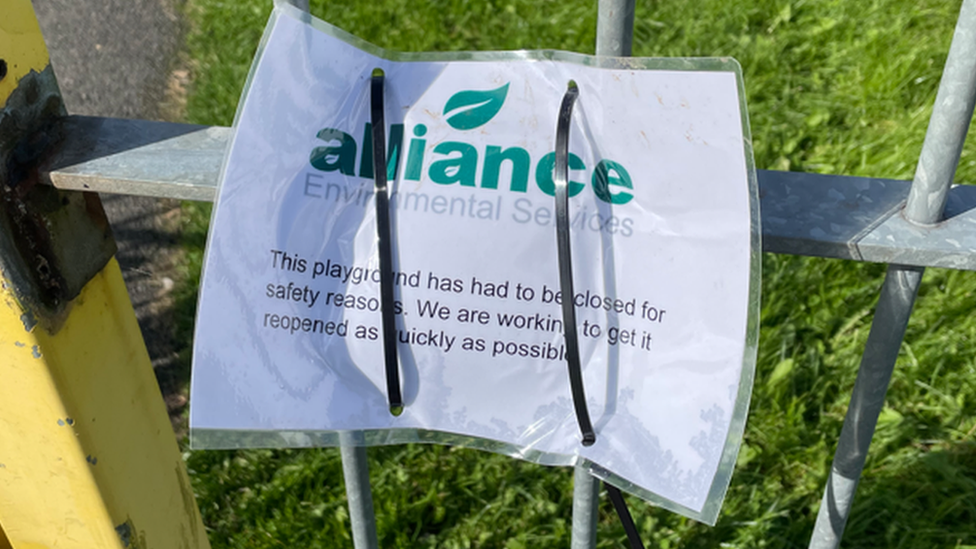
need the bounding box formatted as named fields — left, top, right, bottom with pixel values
left=189, top=3, right=760, bottom=524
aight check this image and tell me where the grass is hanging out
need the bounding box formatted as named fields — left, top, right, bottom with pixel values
left=174, top=0, right=976, bottom=547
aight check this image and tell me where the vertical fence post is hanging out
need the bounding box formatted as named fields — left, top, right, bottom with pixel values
left=284, top=0, right=310, bottom=13
left=903, top=0, right=976, bottom=226
left=571, top=464, right=602, bottom=549
left=808, top=1, right=976, bottom=547
left=569, top=2, right=637, bottom=548
left=340, top=432, right=380, bottom=549
left=279, top=6, right=379, bottom=546
left=285, top=0, right=381, bottom=543
left=596, top=0, right=636, bottom=57
left=278, top=4, right=378, bottom=545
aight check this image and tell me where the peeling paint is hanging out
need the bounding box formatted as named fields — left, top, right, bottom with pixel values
left=14, top=340, right=24, bottom=347
left=57, top=418, right=64, bottom=426
left=31, top=344, right=40, bottom=358
left=85, top=454, right=97, bottom=465
left=20, top=311, right=36, bottom=331
left=115, top=521, right=132, bottom=547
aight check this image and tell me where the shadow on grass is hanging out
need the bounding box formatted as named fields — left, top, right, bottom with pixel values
left=167, top=201, right=213, bottom=443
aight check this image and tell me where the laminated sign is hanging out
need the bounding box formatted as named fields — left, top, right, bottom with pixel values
left=190, top=3, right=760, bottom=524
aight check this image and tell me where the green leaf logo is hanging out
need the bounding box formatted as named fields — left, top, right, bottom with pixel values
left=443, top=83, right=509, bottom=130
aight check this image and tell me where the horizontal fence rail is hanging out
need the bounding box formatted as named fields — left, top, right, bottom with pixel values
left=40, top=115, right=976, bottom=270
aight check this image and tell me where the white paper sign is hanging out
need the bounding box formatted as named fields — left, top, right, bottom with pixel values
left=190, top=5, right=759, bottom=524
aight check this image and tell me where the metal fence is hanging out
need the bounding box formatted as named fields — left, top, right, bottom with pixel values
left=18, top=0, right=976, bottom=546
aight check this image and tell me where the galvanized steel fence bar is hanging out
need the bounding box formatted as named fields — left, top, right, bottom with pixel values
left=280, top=3, right=381, bottom=548
left=339, top=431, right=380, bottom=549
left=571, top=2, right=638, bottom=547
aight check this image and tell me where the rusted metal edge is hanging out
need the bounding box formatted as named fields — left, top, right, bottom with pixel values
left=0, top=67, right=116, bottom=330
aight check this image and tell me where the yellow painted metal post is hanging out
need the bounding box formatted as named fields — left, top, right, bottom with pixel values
left=0, top=3, right=210, bottom=548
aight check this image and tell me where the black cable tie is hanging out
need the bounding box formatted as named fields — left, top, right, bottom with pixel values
left=553, top=81, right=595, bottom=446
left=369, top=69, right=403, bottom=416
left=605, top=482, right=647, bottom=549
left=556, top=83, right=644, bottom=549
